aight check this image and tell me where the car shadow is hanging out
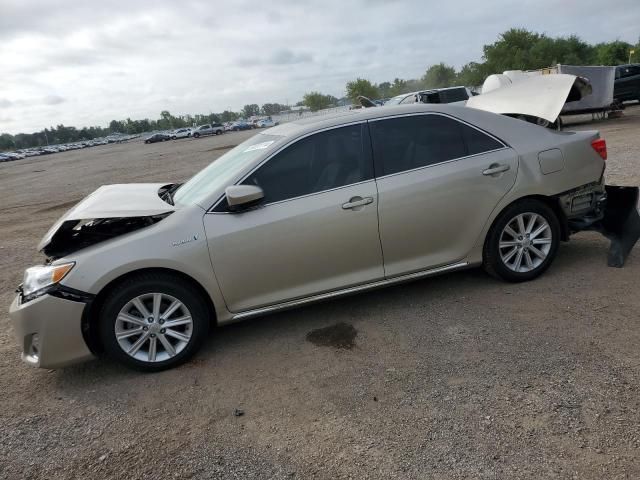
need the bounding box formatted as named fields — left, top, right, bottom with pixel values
left=51, top=232, right=620, bottom=390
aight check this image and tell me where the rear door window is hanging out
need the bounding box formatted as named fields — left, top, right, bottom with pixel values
left=369, top=114, right=504, bottom=176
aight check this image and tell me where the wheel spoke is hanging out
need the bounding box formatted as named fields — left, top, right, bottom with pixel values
left=525, top=214, right=537, bottom=234
left=513, top=248, right=524, bottom=271
left=502, top=246, right=519, bottom=263
left=164, top=329, right=190, bottom=343
left=524, top=250, right=533, bottom=268
left=532, top=237, right=552, bottom=245
left=152, top=293, right=162, bottom=320
left=516, top=215, right=526, bottom=235
left=160, top=300, right=181, bottom=320
left=118, top=313, right=147, bottom=327
left=148, top=337, right=157, bottom=362
left=132, top=297, right=151, bottom=319
left=116, top=328, right=143, bottom=340
left=159, top=335, right=176, bottom=357
left=530, top=223, right=549, bottom=239
left=128, top=332, right=150, bottom=355
left=504, top=225, right=519, bottom=239
left=499, top=240, right=519, bottom=248
left=163, top=315, right=192, bottom=328
left=529, top=245, right=547, bottom=260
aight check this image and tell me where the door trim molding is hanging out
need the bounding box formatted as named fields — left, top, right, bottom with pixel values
left=228, top=261, right=470, bottom=321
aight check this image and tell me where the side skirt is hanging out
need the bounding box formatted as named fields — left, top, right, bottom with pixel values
left=225, top=261, right=471, bottom=323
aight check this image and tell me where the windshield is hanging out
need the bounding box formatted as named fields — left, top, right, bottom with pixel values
left=172, top=133, right=284, bottom=207
left=385, top=94, right=407, bottom=105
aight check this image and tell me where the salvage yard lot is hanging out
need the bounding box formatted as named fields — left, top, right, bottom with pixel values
left=1, top=108, right=639, bottom=479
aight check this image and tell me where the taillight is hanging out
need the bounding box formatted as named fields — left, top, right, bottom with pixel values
left=591, top=138, right=607, bottom=160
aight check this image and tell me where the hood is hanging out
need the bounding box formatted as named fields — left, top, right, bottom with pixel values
left=466, top=74, right=591, bottom=123
left=38, top=183, right=175, bottom=253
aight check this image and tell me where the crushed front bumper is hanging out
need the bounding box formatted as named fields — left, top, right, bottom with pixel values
left=9, top=293, right=95, bottom=368
left=563, top=184, right=640, bottom=267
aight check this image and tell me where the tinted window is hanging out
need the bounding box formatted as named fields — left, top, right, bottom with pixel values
left=243, top=124, right=372, bottom=204
left=440, top=88, right=469, bottom=103
left=462, top=123, right=503, bottom=155
left=369, top=115, right=466, bottom=176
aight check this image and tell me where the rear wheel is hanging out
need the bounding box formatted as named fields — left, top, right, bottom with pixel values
left=483, top=199, right=560, bottom=282
left=99, top=272, right=209, bottom=371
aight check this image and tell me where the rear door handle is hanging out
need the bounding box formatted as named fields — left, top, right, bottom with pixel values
left=342, top=196, right=373, bottom=210
left=482, top=163, right=510, bottom=176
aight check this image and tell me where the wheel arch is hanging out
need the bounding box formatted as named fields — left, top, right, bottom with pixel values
left=81, top=267, right=217, bottom=355
left=483, top=194, right=569, bottom=255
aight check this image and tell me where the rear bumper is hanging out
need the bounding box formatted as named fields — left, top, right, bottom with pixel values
left=564, top=184, right=640, bottom=267
left=9, top=293, right=95, bottom=368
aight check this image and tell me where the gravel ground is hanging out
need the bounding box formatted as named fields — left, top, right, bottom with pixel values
left=1, top=107, right=639, bottom=479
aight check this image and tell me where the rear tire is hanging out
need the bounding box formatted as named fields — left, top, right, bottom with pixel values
left=99, top=272, right=210, bottom=372
left=483, top=199, right=560, bottom=282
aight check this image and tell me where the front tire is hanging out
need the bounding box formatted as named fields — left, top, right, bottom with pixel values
left=483, top=199, right=560, bottom=282
left=99, top=272, right=210, bottom=371
left=193, top=133, right=200, bottom=138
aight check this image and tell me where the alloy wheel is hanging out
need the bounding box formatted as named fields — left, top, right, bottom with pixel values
left=115, top=293, right=193, bottom=363
left=498, top=212, right=552, bottom=273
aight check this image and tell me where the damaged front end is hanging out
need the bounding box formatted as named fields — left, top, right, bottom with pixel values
left=37, top=183, right=177, bottom=260
left=42, top=214, right=172, bottom=259
left=561, top=184, right=640, bottom=267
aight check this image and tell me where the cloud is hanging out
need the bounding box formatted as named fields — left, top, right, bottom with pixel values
left=1, top=0, right=639, bottom=134
left=43, top=95, right=65, bottom=105
left=267, top=49, right=313, bottom=65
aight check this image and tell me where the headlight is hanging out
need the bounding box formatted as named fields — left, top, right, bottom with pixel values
left=22, top=262, right=75, bottom=299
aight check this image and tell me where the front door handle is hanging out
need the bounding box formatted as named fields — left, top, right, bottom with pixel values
left=342, top=196, right=374, bottom=210
left=482, top=163, right=510, bottom=176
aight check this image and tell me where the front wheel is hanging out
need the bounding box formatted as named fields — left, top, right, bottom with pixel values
left=99, top=272, right=210, bottom=371
left=193, top=133, right=200, bottom=138
left=483, top=199, right=560, bottom=282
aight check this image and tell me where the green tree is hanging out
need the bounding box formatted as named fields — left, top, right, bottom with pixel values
left=457, top=62, right=486, bottom=87
left=422, top=63, right=457, bottom=89
left=242, top=104, right=260, bottom=118
left=594, top=40, right=633, bottom=65
left=302, top=92, right=336, bottom=112
left=220, top=110, right=239, bottom=122
left=345, top=78, right=379, bottom=102
left=261, top=103, right=286, bottom=115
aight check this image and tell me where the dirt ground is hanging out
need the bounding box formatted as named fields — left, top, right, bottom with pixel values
left=1, top=107, right=639, bottom=479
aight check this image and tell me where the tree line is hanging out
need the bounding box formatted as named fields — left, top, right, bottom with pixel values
left=336, top=29, right=640, bottom=105
left=2, top=28, right=638, bottom=151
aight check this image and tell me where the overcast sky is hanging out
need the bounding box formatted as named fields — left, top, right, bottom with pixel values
left=1, top=0, right=638, bottom=134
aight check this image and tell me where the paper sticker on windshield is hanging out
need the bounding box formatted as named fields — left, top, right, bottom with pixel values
left=244, top=141, right=275, bottom=152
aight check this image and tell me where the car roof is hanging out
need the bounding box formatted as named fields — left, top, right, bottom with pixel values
left=267, top=103, right=473, bottom=137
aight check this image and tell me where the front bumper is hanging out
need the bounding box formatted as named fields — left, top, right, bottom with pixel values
left=9, top=293, right=95, bottom=368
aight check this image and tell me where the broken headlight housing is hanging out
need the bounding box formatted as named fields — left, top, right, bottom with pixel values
left=21, top=262, right=75, bottom=301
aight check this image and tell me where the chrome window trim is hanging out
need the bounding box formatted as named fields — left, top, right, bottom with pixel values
left=367, top=111, right=510, bottom=180
left=367, top=111, right=509, bottom=148
left=207, top=111, right=510, bottom=214
left=374, top=147, right=510, bottom=181
left=207, top=120, right=371, bottom=214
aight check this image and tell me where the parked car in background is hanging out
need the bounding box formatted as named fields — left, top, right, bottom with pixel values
left=11, top=103, right=638, bottom=372
left=386, top=86, right=473, bottom=106
left=257, top=118, right=278, bottom=128
left=614, top=64, right=640, bottom=103
left=171, top=128, right=192, bottom=139
left=230, top=121, right=253, bottom=131
left=144, top=133, right=170, bottom=144
left=192, top=123, right=224, bottom=138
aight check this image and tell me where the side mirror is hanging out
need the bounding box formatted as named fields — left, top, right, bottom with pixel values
left=225, top=185, right=264, bottom=212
